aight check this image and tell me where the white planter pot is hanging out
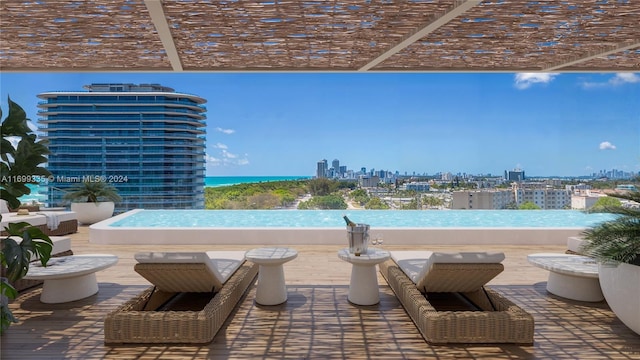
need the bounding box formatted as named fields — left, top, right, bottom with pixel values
left=598, top=262, right=640, bottom=335
left=70, top=202, right=115, bottom=225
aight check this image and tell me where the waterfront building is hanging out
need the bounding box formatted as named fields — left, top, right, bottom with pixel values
left=38, top=83, right=207, bottom=211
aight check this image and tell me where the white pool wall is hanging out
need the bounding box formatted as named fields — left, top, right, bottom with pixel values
left=90, top=209, right=584, bottom=246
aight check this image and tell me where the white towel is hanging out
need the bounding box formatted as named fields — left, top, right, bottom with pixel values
left=37, top=212, right=60, bottom=231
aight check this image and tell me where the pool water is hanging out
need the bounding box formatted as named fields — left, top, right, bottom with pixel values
left=109, top=209, right=615, bottom=228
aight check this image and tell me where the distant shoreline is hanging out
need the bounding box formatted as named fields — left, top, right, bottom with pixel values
left=204, top=175, right=311, bottom=188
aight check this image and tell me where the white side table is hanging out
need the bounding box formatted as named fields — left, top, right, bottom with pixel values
left=23, top=254, right=118, bottom=303
left=338, top=248, right=390, bottom=305
left=527, top=252, right=603, bottom=302
left=245, top=247, right=298, bottom=305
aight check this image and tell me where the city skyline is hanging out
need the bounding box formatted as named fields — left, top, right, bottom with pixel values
left=1, top=72, right=638, bottom=177
left=315, top=156, right=637, bottom=180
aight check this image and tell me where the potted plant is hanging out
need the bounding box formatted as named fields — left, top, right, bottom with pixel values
left=63, top=180, right=122, bottom=225
left=581, top=190, right=640, bottom=335
left=1, top=97, right=53, bottom=335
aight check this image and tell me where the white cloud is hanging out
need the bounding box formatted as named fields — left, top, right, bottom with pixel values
left=599, top=141, right=616, bottom=150
left=222, top=150, right=237, bottom=159
left=581, top=72, right=640, bottom=89
left=237, top=158, right=250, bottom=165
left=213, top=142, right=228, bottom=150
left=206, top=149, right=250, bottom=167
left=610, top=72, right=640, bottom=85
left=205, top=153, right=221, bottom=165
left=215, top=127, right=235, bottom=134
left=514, top=73, right=558, bottom=89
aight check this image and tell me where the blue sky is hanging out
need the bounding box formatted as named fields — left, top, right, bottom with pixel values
left=1, top=72, right=638, bottom=177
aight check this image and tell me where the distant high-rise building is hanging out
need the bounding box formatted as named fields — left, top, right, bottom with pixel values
left=316, top=159, right=328, bottom=178
left=505, top=169, right=525, bottom=182
left=38, top=83, right=207, bottom=211
left=332, top=159, right=340, bottom=174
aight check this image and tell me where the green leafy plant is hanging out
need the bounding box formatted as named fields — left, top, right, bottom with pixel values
left=581, top=191, right=640, bottom=266
left=62, top=180, right=122, bottom=203
left=519, top=201, right=541, bottom=210
left=1, top=223, right=52, bottom=333
left=1, top=97, right=53, bottom=335
left=591, top=196, right=622, bottom=211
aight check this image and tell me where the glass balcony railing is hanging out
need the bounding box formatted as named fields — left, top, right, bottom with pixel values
left=43, top=130, right=205, bottom=137
left=38, top=97, right=205, bottom=111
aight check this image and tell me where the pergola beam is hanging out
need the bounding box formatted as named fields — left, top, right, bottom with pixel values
left=358, top=0, right=481, bottom=72
left=144, top=0, right=183, bottom=71
left=543, top=41, right=640, bottom=72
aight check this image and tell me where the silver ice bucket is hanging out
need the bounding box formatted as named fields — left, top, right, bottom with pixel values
left=347, top=223, right=369, bottom=255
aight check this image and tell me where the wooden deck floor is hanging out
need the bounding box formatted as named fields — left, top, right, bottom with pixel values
left=2, top=226, right=639, bottom=359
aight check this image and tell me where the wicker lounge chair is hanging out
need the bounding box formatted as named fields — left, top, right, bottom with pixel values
left=379, top=251, right=534, bottom=345
left=104, top=251, right=258, bottom=345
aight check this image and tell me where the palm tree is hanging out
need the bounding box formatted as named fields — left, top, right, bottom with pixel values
left=581, top=190, right=640, bottom=266
left=62, top=181, right=122, bottom=203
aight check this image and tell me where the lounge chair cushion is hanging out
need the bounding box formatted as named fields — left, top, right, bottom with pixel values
left=391, top=251, right=505, bottom=291
left=134, top=251, right=245, bottom=291
left=391, top=251, right=434, bottom=284
left=14, top=236, right=71, bottom=260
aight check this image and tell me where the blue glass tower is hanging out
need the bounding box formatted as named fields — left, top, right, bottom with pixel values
left=37, top=83, right=207, bottom=211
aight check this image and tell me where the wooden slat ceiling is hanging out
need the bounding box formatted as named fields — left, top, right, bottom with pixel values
left=1, top=0, right=639, bottom=72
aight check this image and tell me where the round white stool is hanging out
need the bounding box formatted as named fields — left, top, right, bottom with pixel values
left=245, top=247, right=298, bottom=305
left=338, top=248, right=390, bottom=305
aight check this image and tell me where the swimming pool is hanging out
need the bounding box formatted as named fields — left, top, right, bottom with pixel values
left=109, top=209, right=612, bottom=228
left=90, top=209, right=613, bottom=246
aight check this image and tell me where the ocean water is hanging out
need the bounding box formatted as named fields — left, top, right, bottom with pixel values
left=110, top=209, right=615, bottom=228
left=17, top=184, right=48, bottom=204
left=205, top=176, right=311, bottom=187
